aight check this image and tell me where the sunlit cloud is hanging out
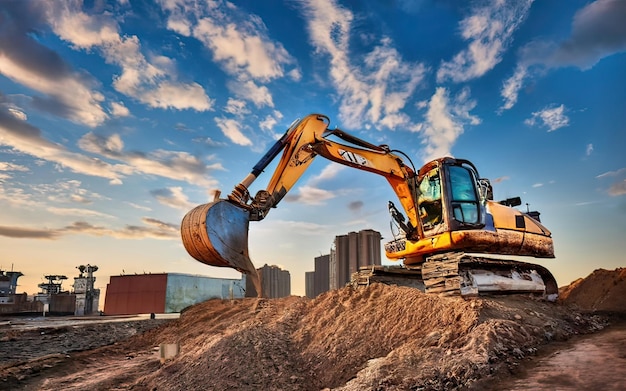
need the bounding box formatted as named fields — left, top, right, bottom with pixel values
left=596, top=167, right=626, bottom=196
left=125, top=201, right=152, bottom=212
left=157, top=0, right=296, bottom=108
left=78, top=132, right=222, bottom=186
left=607, top=180, right=626, bottom=196
left=150, top=186, right=195, bottom=210
left=0, top=3, right=108, bottom=127
left=437, top=0, right=534, bottom=83
left=309, top=164, right=345, bottom=186
left=492, top=176, right=510, bottom=183
left=299, top=0, right=426, bottom=131
left=47, top=207, right=114, bottom=218
left=110, top=101, right=130, bottom=117
left=524, top=104, right=570, bottom=132
left=0, top=216, right=179, bottom=240
left=284, top=185, right=336, bottom=205
left=415, top=87, right=481, bottom=162
left=214, top=117, right=253, bottom=146
left=44, top=1, right=212, bottom=112
left=0, top=108, right=128, bottom=184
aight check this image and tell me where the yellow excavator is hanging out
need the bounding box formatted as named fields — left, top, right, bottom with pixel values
left=181, top=114, right=558, bottom=299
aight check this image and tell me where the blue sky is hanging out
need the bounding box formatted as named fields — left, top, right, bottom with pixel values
left=1, top=0, right=624, bottom=299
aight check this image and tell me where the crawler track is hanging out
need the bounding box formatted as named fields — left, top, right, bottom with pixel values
left=352, top=252, right=558, bottom=300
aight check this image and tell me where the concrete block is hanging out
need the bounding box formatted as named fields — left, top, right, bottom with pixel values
left=159, top=343, right=180, bottom=363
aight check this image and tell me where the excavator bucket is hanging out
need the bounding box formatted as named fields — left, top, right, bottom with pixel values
left=180, top=200, right=261, bottom=296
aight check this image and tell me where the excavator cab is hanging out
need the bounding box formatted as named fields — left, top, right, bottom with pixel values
left=413, top=158, right=485, bottom=239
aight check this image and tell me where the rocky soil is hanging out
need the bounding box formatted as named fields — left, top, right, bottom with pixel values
left=0, top=267, right=624, bottom=391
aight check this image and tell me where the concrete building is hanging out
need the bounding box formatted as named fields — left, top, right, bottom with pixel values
left=314, top=254, right=330, bottom=297
left=246, top=264, right=291, bottom=298
left=104, top=273, right=246, bottom=315
left=305, top=271, right=315, bottom=299
left=330, top=229, right=382, bottom=289
left=305, top=254, right=331, bottom=298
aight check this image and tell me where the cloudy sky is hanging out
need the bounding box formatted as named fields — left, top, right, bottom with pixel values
left=1, top=0, right=624, bottom=300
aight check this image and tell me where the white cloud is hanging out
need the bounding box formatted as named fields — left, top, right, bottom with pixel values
left=500, top=0, right=626, bottom=110
left=157, top=0, right=296, bottom=106
left=0, top=109, right=127, bottom=184
left=227, top=80, right=273, bottom=108
left=285, top=185, right=338, bottom=205
left=214, top=117, right=253, bottom=146
left=437, top=0, right=534, bottom=83
left=259, top=111, right=284, bottom=134
left=299, top=0, right=426, bottom=131
left=47, top=206, right=114, bottom=218
left=499, top=65, right=527, bottom=111
left=309, top=164, right=345, bottom=186
left=44, top=2, right=213, bottom=112
left=417, top=87, right=481, bottom=162
left=524, top=104, right=570, bottom=132
left=110, top=101, right=130, bottom=117
left=125, top=201, right=152, bottom=212
left=596, top=167, right=626, bottom=179
left=0, top=162, right=29, bottom=172
left=586, top=143, right=594, bottom=156
left=150, top=186, right=195, bottom=210
left=76, top=132, right=223, bottom=186
left=0, top=41, right=108, bottom=127
left=224, top=99, right=250, bottom=116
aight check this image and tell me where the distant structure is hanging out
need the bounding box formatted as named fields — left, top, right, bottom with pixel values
left=73, top=264, right=100, bottom=315
left=246, top=264, right=291, bottom=298
left=305, top=229, right=382, bottom=295
left=0, top=270, right=23, bottom=299
left=305, top=255, right=330, bottom=298
left=104, top=273, right=246, bottom=315
left=330, top=229, right=382, bottom=289
left=305, top=271, right=315, bottom=298
left=0, top=266, right=102, bottom=316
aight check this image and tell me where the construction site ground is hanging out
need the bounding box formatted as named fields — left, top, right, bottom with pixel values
left=0, top=267, right=624, bottom=391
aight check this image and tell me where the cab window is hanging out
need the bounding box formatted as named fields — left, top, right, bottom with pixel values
left=418, top=168, right=443, bottom=230
left=449, top=165, right=479, bottom=224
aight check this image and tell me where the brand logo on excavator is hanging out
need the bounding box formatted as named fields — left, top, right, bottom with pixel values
left=338, top=149, right=369, bottom=166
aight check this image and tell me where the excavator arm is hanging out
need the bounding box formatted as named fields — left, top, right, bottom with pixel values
left=227, top=114, right=420, bottom=235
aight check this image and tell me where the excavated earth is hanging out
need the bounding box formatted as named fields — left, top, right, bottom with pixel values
left=0, top=268, right=625, bottom=391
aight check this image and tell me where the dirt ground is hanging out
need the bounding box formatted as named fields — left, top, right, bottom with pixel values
left=0, top=267, right=624, bottom=391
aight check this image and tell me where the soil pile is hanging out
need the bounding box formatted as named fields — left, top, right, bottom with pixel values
left=2, top=273, right=621, bottom=391
left=559, top=268, right=626, bottom=313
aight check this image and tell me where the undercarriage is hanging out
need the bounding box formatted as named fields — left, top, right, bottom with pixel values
left=351, top=252, right=559, bottom=301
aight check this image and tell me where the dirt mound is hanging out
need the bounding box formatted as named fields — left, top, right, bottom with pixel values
left=1, top=284, right=610, bottom=391
left=559, top=268, right=626, bottom=313
left=129, top=285, right=602, bottom=391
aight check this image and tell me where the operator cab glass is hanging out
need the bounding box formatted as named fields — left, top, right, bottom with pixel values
left=448, top=165, right=480, bottom=225
left=417, top=168, right=443, bottom=232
